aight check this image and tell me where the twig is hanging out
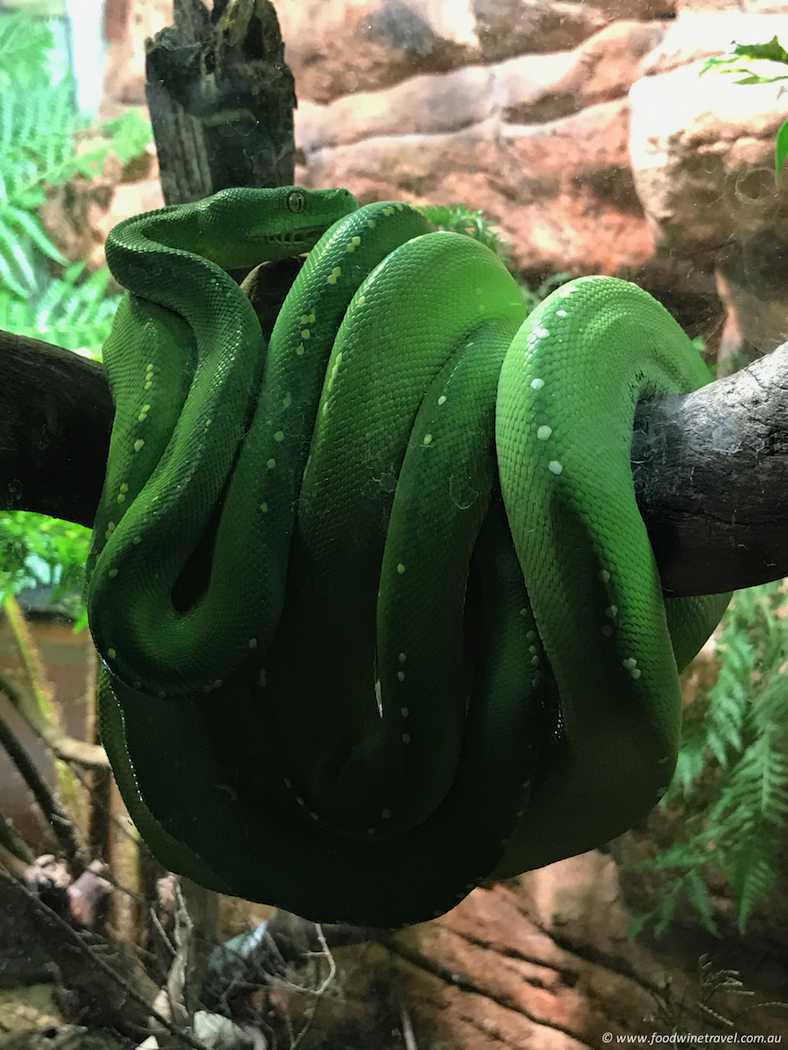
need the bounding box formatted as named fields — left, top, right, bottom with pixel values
left=289, top=925, right=337, bottom=1050
left=399, top=997, right=419, bottom=1050
left=0, top=866, right=213, bottom=1050
left=0, top=667, right=107, bottom=769
left=0, top=688, right=84, bottom=869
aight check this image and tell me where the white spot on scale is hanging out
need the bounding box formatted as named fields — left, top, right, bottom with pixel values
left=437, top=395, right=447, bottom=406
left=397, top=671, right=405, bottom=681
left=107, top=647, right=116, bottom=659
left=530, top=378, right=544, bottom=390
left=536, top=425, right=552, bottom=440
left=327, top=267, right=341, bottom=284
left=423, top=433, right=432, bottom=446
left=108, top=568, right=118, bottom=578
left=548, top=461, right=563, bottom=475
left=556, top=309, right=568, bottom=317
left=533, top=325, right=549, bottom=338
left=402, top=733, right=411, bottom=744
left=599, top=569, right=611, bottom=583
left=622, top=657, right=641, bottom=680
left=400, top=707, right=409, bottom=717
left=397, top=563, right=406, bottom=574
left=133, top=439, right=145, bottom=452
left=605, top=606, right=617, bottom=619
left=398, top=652, right=406, bottom=663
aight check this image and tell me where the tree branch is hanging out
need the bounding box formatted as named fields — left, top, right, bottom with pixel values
left=634, top=342, right=788, bottom=597
left=1, top=322, right=785, bottom=598
left=0, top=329, right=112, bottom=528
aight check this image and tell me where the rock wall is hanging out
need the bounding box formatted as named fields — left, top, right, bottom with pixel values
left=94, top=0, right=788, bottom=348
left=281, top=0, right=788, bottom=349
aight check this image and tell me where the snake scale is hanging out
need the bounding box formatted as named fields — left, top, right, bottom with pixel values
left=85, top=186, right=730, bottom=926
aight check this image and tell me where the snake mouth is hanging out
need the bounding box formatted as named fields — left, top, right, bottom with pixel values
left=279, top=226, right=326, bottom=250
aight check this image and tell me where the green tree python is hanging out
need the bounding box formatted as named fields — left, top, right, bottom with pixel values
left=85, top=185, right=731, bottom=927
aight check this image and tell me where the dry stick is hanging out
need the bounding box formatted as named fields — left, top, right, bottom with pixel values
left=2, top=593, right=96, bottom=836
left=289, top=925, right=337, bottom=1050
left=0, top=664, right=107, bottom=770
left=0, top=866, right=212, bottom=1050
left=0, top=684, right=83, bottom=868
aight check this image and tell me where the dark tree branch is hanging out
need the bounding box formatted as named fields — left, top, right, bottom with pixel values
left=0, top=322, right=786, bottom=599
left=634, top=343, right=788, bottom=597
left=0, top=330, right=112, bottom=527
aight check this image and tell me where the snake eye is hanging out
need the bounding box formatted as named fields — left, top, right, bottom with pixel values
left=287, top=190, right=307, bottom=214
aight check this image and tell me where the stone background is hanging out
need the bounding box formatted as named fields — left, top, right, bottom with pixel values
left=89, top=0, right=788, bottom=359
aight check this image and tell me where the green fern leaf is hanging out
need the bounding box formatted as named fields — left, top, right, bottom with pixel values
left=5, top=204, right=66, bottom=263
left=685, top=869, right=720, bottom=936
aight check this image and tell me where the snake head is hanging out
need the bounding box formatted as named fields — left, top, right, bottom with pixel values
left=194, top=185, right=360, bottom=267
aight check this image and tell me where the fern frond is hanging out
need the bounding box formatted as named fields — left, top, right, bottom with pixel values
left=4, top=204, right=65, bottom=262
left=712, top=725, right=788, bottom=829
left=0, top=265, right=119, bottom=355
left=732, top=838, right=779, bottom=930
left=633, top=581, right=788, bottom=935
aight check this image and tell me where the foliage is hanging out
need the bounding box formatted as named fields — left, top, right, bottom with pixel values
left=0, top=260, right=119, bottom=356
left=0, top=510, right=90, bottom=620
left=700, top=36, right=788, bottom=181
left=421, top=200, right=570, bottom=308
left=0, top=10, right=148, bottom=301
left=632, top=582, right=788, bottom=936
left=422, top=201, right=512, bottom=261
left=0, top=10, right=147, bottom=615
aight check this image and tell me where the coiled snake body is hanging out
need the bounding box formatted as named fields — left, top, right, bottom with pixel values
left=86, top=186, right=729, bottom=926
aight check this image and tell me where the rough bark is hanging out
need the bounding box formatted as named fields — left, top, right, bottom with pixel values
left=1, top=320, right=786, bottom=599
left=145, top=0, right=296, bottom=204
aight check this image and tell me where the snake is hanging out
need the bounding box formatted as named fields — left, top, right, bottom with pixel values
left=85, top=185, right=731, bottom=927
